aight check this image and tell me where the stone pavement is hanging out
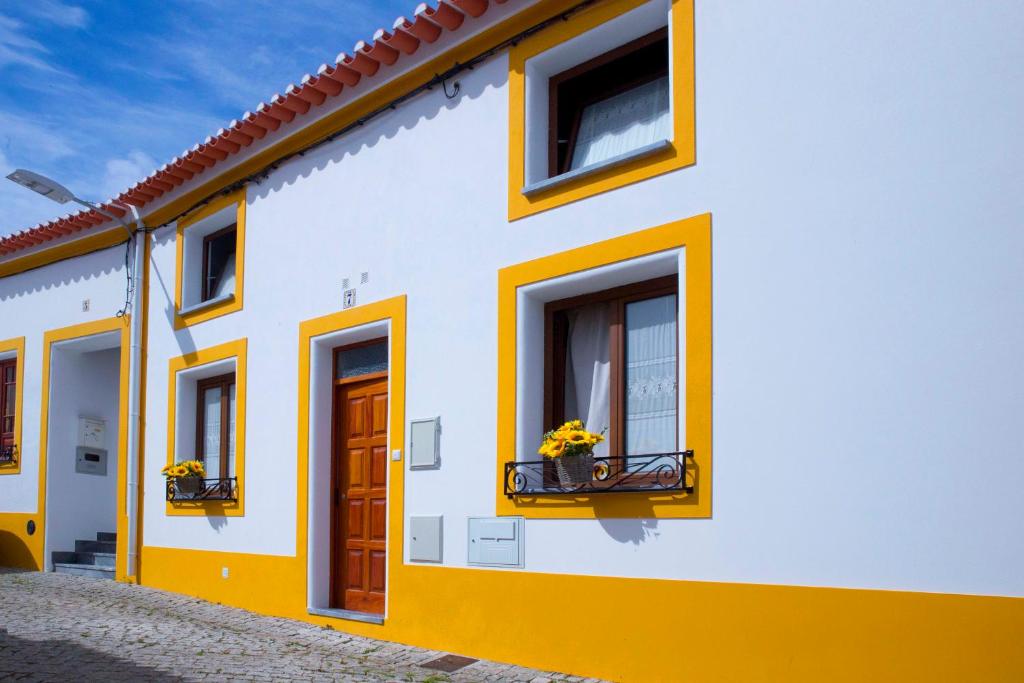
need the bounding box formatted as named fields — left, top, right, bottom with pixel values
left=0, top=569, right=601, bottom=682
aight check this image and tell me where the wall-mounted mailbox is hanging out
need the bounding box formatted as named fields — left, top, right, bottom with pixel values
left=409, top=417, right=440, bottom=469
left=78, top=417, right=106, bottom=449
left=468, top=516, right=524, bottom=568
left=409, top=515, right=443, bottom=563
left=75, top=447, right=108, bottom=476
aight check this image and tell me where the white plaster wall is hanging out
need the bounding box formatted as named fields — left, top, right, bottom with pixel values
left=138, top=0, right=1024, bottom=598
left=0, top=247, right=129, bottom=515
left=44, top=346, right=120, bottom=565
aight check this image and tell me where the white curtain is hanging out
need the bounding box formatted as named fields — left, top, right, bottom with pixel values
left=563, top=303, right=610, bottom=457
left=212, top=253, right=236, bottom=299
left=202, top=386, right=221, bottom=478
left=570, top=75, right=671, bottom=171
left=624, top=294, right=677, bottom=455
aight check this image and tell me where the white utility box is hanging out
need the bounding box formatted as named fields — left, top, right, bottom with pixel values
left=468, top=517, right=524, bottom=568
left=409, top=515, right=443, bottom=563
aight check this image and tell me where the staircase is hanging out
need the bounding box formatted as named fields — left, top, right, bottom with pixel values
left=51, top=532, right=116, bottom=579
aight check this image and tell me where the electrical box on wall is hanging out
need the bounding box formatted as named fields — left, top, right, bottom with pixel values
left=408, top=417, right=440, bottom=469
left=468, top=517, right=524, bottom=568
left=78, top=417, right=106, bottom=449
left=75, top=447, right=108, bottom=476
left=409, top=515, right=443, bottom=563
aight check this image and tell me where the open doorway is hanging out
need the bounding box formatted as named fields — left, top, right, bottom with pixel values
left=44, top=329, right=124, bottom=578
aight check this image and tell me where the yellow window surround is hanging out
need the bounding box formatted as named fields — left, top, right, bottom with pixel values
left=0, top=336, right=26, bottom=476
left=173, top=188, right=247, bottom=329
left=496, top=213, right=711, bottom=519
left=165, top=338, right=247, bottom=516
left=507, top=0, right=696, bottom=220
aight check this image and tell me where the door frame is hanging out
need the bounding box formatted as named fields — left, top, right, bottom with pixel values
left=329, top=338, right=389, bottom=612
left=298, top=296, right=407, bottom=623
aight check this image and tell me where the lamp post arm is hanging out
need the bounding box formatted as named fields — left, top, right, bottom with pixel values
left=71, top=197, right=134, bottom=238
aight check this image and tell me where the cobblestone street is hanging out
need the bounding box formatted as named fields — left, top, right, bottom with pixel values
left=0, top=569, right=594, bottom=682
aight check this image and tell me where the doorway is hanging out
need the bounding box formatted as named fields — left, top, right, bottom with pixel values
left=330, top=339, right=388, bottom=614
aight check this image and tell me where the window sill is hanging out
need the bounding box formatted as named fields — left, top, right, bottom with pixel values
left=177, top=292, right=235, bottom=317
left=521, top=139, right=672, bottom=197
left=308, top=606, right=384, bottom=625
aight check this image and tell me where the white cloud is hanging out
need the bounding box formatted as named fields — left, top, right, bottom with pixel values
left=0, top=15, right=58, bottom=72
left=97, top=150, right=158, bottom=201
left=17, top=1, right=90, bottom=30
left=0, top=148, right=72, bottom=234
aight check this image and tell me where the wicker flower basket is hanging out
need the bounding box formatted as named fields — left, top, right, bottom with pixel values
left=554, top=453, right=595, bottom=486
left=175, top=476, right=204, bottom=495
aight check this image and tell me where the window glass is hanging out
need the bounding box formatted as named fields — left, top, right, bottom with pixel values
left=202, top=386, right=222, bottom=478
left=203, top=226, right=237, bottom=301
left=570, top=76, right=670, bottom=171
left=624, top=294, right=678, bottom=455
left=1, top=361, right=14, bottom=438
left=228, top=383, right=236, bottom=477
left=335, top=341, right=388, bottom=379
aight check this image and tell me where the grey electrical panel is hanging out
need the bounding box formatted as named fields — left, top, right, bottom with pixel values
left=468, top=517, right=524, bottom=568
left=408, top=417, right=440, bottom=469
left=75, top=447, right=108, bottom=476
left=409, top=515, right=443, bottom=563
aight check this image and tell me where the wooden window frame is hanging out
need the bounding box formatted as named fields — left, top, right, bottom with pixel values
left=543, top=274, right=679, bottom=458
left=201, top=223, right=237, bottom=302
left=0, top=358, right=15, bottom=448
left=195, top=372, right=235, bottom=480
left=547, top=27, right=669, bottom=178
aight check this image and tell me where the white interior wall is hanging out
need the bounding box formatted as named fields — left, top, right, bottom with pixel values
left=136, top=0, right=1024, bottom=599
left=44, top=344, right=120, bottom=566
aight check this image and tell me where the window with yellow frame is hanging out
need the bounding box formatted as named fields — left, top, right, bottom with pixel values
left=0, top=337, right=25, bottom=474
left=165, top=339, right=246, bottom=516
left=495, top=214, right=711, bottom=519
left=174, top=187, right=247, bottom=329
left=508, top=0, right=695, bottom=220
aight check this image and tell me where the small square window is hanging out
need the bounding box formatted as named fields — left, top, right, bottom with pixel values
left=549, top=28, right=669, bottom=178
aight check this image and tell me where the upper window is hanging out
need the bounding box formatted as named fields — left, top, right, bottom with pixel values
left=1, top=358, right=16, bottom=459
left=549, top=29, right=669, bottom=178
left=196, top=372, right=236, bottom=480
left=546, top=276, right=678, bottom=457
left=174, top=188, right=246, bottom=329
left=202, top=225, right=237, bottom=303
left=507, top=0, right=695, bottom=219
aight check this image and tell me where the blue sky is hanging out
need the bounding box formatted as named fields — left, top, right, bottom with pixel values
left=0, top=0, right=411, bottom=235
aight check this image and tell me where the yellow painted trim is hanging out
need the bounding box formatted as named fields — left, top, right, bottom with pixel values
left=165, top=338, right=247, bottom=516
left=0, top=336, right=26, bottom=475
left=295, top=296, right=406, bottom=617
left=507, top=0, right=696, bottom=220
left=0, top=228, right=128, bottom=279
left=138, top=543, right=1024, bottom=682
left=0, top=1, right=595, bottom=278
left=36, top=317, right=132, bottom=579
left=496, top=213, right=711, bottom=518
left=173, top=188, right=246, bottom=329
left=128, top=231, right=153, bottom=584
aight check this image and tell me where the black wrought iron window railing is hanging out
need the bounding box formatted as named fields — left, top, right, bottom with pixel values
left=0, top=444, right=16, bottom=465
left=504, top=450, right=694, bottom=497
left=166, top=477, right=238, bottom=502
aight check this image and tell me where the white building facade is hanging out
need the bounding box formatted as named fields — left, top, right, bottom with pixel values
left=2, top=1, right=1023, bottom=680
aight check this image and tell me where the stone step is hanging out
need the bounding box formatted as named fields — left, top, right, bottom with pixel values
left=96, top=531, right=116, bottom=543
left=51, top=550, right=116, bottom=568
left=53, top=563, right=115, bottom=579
left=75, top=539, right=116, bottom=554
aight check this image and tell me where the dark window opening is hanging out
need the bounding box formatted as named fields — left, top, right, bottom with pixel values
left=548, top=28, right=670, bottom=178
left=202, top=225, right=237, bottom=302
left=1, top=359, right=15, bottom=450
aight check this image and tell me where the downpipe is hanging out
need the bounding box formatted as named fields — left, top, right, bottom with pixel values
left=123, top=206, right=145, bottom=581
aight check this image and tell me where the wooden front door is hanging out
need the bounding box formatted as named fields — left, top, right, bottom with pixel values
left=332, top=377, right=388, bottom=614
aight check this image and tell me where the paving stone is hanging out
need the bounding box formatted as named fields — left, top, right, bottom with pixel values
left=0, top=568, right=600, bottom=682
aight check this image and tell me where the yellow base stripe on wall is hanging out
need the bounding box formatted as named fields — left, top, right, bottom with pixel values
left=138, top=544, right=1024, bottom=683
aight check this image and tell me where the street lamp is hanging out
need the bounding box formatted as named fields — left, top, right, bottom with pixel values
left=6, top=168, right=134, bottom=237
left=5, top=166, right=144, bottom=581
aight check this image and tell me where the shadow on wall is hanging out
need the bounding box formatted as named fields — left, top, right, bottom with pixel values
left=0, top=531, right=37, bottom=570
left=0, top=630, right=181, bottom=681
left=0, top=244, right=126, bottom=300
left=249, top=58, right=507, bottom=204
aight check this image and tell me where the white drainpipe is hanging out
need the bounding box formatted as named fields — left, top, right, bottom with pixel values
left=123, top=205, right=145, bottom=580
